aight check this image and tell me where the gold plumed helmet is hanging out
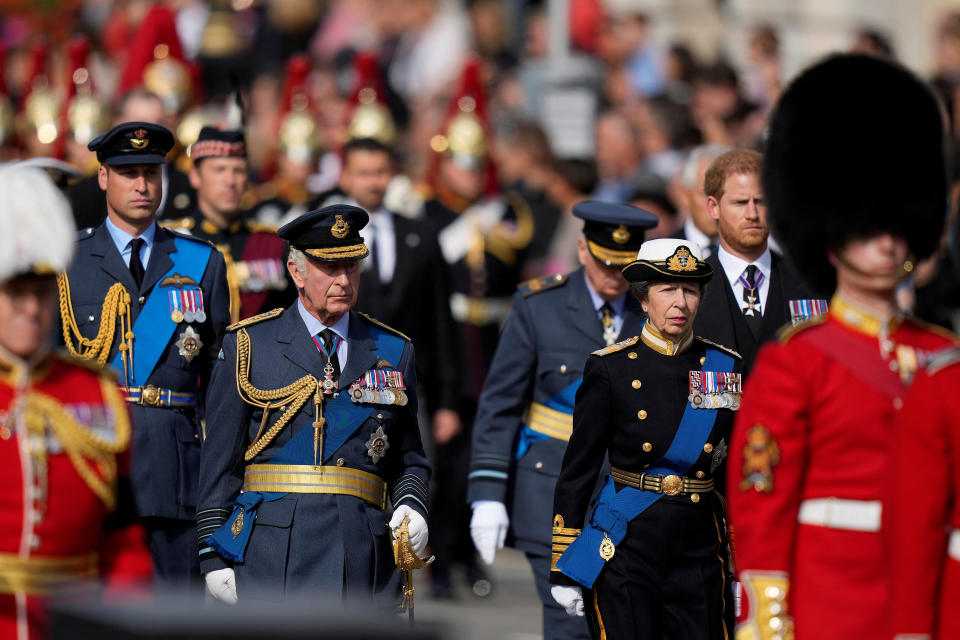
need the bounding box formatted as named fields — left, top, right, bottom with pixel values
left=66, top=38, right=109, bottom=146
left=118, top=6, right=193, bottom=114
left=278, top=55, right=321, bottom=164
left=346, top=52, right=396, bottom=146
left=430, top=59, right=488, bottom=171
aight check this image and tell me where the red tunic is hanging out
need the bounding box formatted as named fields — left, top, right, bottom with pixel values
left=0, top=350, right=150, bottom=640
left=890, top=349, right=960, bottom=640
left=726, top=296, right=958, bottom=640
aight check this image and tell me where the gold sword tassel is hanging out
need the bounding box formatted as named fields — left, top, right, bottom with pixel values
left=313, top=382, right=325, bottom=466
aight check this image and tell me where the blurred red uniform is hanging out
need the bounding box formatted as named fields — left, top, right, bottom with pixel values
left=890, top=348, right=960, bottom=640
left=0, top=352, right=151, bottom=640
left=727, top=295, right=957, bottom=640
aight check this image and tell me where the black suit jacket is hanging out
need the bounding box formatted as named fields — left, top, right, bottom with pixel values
left=355, top=213, right=460, bottom=413
left=693, top=250, right=813, bottom=374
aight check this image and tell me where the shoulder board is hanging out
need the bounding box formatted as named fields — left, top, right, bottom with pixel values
left=164, top=227, right=215, bottom=247
left=905, top=316, right=960, bottom=345
left=592, top=336, right=639, bottom=357
left=518, top=273, right=568, bottom=297
left=77, top=227, right=96, bottom=240
left=358, top=312, right=411, bottom=341
left=927, top=347, right=960, bottom=375
left=227, top=307, right=284, bottom=332
left=158, top=216, right=195, bottom=231
left=244, top=219, right=279, bottom=234
left=52, top=350, right=118, bottom=381
left=695, top=336, right=742, bottom=359
left=777, top=314, right=828, bottom=344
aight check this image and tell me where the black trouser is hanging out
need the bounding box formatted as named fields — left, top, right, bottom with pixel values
left=144, top=517, right=202, bottom=591
left=526, top=552, right=592, bottom=640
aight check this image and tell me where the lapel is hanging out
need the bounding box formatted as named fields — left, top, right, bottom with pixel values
left=277, top=306, right=329, bottom=379
left=339, top=311, right=379, bottom=388
left=387, top=215, right=416, bottom=311
left=759, top=252, right=788, bottom=339
left=620, top=294, right=646, bottom=340
left=566, top=268, right=605, bottom=344
left=90, top=224, right=139, bottom=293
left=141, top=227, right=176, bottom=294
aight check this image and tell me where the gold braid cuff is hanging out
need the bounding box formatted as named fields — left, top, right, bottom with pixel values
left=235, top=328, right=319, bottom=461
left=736, top=571, right=793, bottom=640
left=57, top=274, right=134, bottom=384
left=551, top=514, right=582, bottom=572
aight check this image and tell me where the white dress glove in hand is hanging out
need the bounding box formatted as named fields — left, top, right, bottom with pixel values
left=205, top=567, right=238, bottom=604
left=470, top=500, right=510, bottom=565
left=390, top=505, right=429, bottom=556
left=551, top=585, right=585, bottom=616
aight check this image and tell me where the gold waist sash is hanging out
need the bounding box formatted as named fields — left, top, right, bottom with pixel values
left=524, top=402, right=573, bottom=442
left=243, top=464, right=387, bottom=510
left=0, top=552, right=98, bottom=596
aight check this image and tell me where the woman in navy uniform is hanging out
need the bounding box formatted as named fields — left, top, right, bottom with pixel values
left=550, top=238, right=741, bottom=640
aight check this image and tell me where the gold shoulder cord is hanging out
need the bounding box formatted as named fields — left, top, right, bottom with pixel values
left=217, top=244, right=242, bottom=324
left=57, top=273, right=134, bottom=385
left=235, top=328, right=322, bottom=462
left=23, top=377, right=132, bottom=510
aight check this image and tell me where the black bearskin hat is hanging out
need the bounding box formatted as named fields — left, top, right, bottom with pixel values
left=764, top=54, right=948, bottom=295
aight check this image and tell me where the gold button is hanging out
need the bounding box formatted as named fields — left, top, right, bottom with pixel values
left=535, top=461, right=543, bottom=469
left=560, top=364, right=567, bottom=374
left=632, top=379, right=641, bottom=389
left=336, top=458, right=345, bottom=467
left=637, top=410, right=647, bottom=420
left=690, top=493, right=700, bottom=503
left=695, top=471, right=705, bottom=479
left=628, top=352, right=637, bottom=360
left=703, top=443, right=713, bottom=453
left=700, top=356, right=706, bottom=365
left=642, top=442, right=652, bottom=452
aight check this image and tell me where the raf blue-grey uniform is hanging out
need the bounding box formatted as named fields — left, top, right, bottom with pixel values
left=467, top=202, right=657, bottom=640
left=58, top=122, right=230, bottom=586
left=195, top=205, right=430, bottom=605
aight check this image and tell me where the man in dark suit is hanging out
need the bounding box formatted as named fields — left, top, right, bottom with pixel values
left=692, top=149, right=819, bottom=373
left=467, top=202, right=657, bottom=640
left=57, top=122, right=230, bottom=587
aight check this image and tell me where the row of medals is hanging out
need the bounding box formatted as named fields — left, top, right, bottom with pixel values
left=348, top=380, right=408, bottom=406
left=688, top=391, right=741, bottom=410
left=171, top=309, right=206, bottom=323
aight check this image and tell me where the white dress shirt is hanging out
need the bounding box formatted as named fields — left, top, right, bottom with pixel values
left=297, top=299, right=350, bottom=366
left=717, top=245, right=772, bottom=315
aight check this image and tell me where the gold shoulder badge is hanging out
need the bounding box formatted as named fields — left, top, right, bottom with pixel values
left=777, top=313, right=828, bottom=344
left=739, top=424, right=779, bottom=493
left=331, top=214, right=350, bottom=239
left=519, top=273, right=567, bottom=297
left=158, top=217, right=195, bottom=232
left=358, top=312, right=411, bottom=341
left=130, top=128, right=149, bottom=149
left=666, top=245, right=698, bottom=272
left=611, top=225, right=630, bottom=245
left=227, top=307, right=284, bottom=332
left=695, top=336, right=742, bottom=359
left=592, top=335, right=640, bottom=357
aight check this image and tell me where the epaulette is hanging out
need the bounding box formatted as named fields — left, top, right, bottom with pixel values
left=906, top=316, right=960, bottom=345
left=592, top=336, right=639, bottom=356
left=695, top=336, right=742, bottom=359
left=358, top=312, right=411, bottom=341
left=52, top=350, right=118, bottom=380
left=244, top=219, right=279, bottom=234
left=777, top=313, right=828, bottom=344
left=227, top=307, right=284, bottom=332
left=164, top=227, right=215, bottom=247
left=158, top=216, right=195, bottom=231
left=518, top=273, right=567, bottom=297
left=927, top=347, right=960, bottom=375
left=77, top=227, right=96, bottom=240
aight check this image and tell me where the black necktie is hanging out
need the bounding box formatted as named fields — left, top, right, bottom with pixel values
left=128, top=238, right=145, bottom=288
left=320, top=328, right=341, bottom=380
left=741, top=265, right=763, bottom=335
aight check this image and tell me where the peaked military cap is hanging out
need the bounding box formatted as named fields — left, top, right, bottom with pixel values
left=621, top=238, right=713, bottom=283
left=189, top=126, right=246, bottom=162
left=88, top=121, right=175, bottom=166
left=574, top=201, right=659, bottom=266
left=278, top=204, right=370, bottom=262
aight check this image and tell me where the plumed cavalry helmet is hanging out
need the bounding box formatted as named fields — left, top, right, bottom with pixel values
left=763, top=54, right=948, bottom=295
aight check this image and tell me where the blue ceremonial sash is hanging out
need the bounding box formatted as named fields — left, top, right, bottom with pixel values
left=207, top=323, right=406, bottom=563
left=516, top=377, right=581, bottom=459
left=555, top=346, right=733, bottom=588
left=111, top=237, right=212, bottom=385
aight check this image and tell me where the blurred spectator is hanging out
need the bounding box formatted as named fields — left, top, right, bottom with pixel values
left=629, top=94, right=700, bottom=181
left=677, top=143, right=728, bottom=256
left=592, top=109, right=642, bottom=202
left=663, top=43, right=699, bottom=104
left=628, top=173, right=680, bottom=239
left=744, top=24, right=782, bottom=109
left=545, top=158, right=599, bottom=274
left=852, top=27, right=896, bottom=59
left=690, top=61, right=760, bottom=147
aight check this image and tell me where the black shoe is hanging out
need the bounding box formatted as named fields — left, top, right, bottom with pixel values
left=430, top=567, right=455, bottom=599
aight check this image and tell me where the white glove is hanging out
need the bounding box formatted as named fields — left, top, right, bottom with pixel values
left=390, top=505, right=429, bottom=556
left=551, top=585, right=585, bottom=616
left=204, top=567, right=238, bottom=604
left=470, top=500, right=509, bottom=565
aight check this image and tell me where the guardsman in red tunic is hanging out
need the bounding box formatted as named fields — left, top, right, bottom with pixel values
left=890, top=347, right=960, bottom=640
left=726, top=55, right=959, bottom=640
left=0, top=164, right=150, bottom=640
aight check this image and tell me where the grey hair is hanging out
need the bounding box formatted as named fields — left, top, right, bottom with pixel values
left=288, top=246, right=308, bottom=278
left=680, top=144, right=730, bottom=189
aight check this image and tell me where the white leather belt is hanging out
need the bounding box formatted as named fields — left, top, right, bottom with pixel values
left=797, top=498, right=882, bottom=532
left=950, top=529, right=960, bottom=562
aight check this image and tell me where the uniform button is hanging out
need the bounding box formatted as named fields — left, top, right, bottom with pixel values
left=642, top=442, right=653, bottom=452
left=88, top=315, right=96, bottom=322
left=631, top=379, right=641, bottom=389
left=703, top=443, right=713, bottom=453
left=535, top=461, right=543, bottom=469
left=700, top=356, right=706, bottom=365
left=690, top=494, right=700, bottom=503
left=628, top=352, right=637, bottom=360
left=893, top=397, right=903, bottom=409
left=280, top=405, right=287, bottom=412
left=637, top=410, right=647, bottom=420
left=695, top=471, right=705, bottom=479
left=336, top=458, right=345, bottom=467
left=138, top=296, right=146, bottom=304
left=560, top=364, right=567, bottom=374
left=377, top=413, right=384, bottom=420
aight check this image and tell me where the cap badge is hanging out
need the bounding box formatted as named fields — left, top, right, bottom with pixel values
left=130, top=128, right=149, bottom=149
left=331, top=214, right=350, bottom=239
left=666, top=246, right=698, bottom=272
left=612, top=225, right=631, bottom=245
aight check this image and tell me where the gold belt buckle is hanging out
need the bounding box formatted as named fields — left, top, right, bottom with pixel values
left=661, top=474, right=683, bottom=496
left=141, top=385, right=161, bottom=406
